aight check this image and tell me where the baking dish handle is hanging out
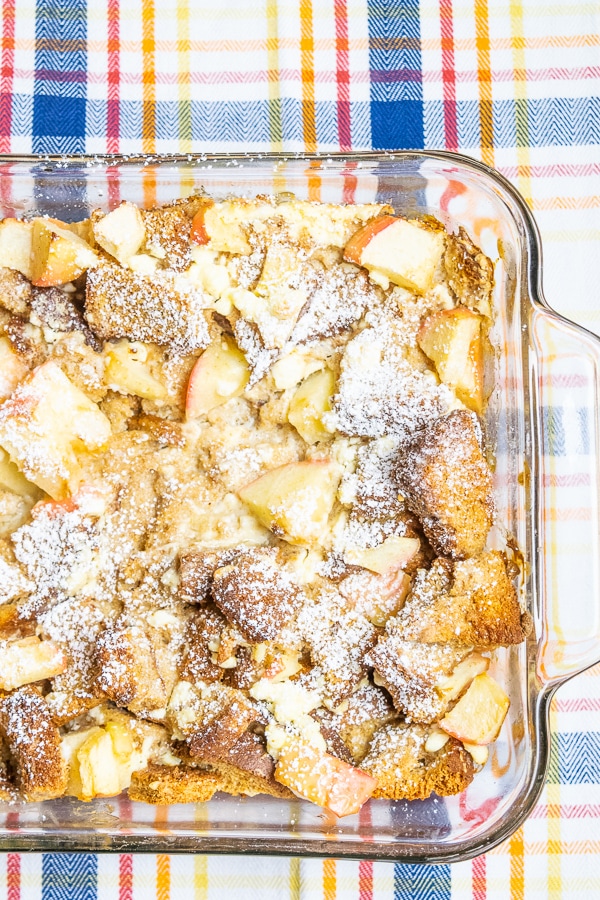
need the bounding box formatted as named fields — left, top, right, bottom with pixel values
left=531, top=306, right=600, bottom=686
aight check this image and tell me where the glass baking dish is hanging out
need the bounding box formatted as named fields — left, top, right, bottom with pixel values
left=0, top=151, right=599, bottom=863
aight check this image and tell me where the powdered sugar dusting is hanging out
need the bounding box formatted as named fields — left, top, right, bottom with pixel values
left=325, top=308, right=454, bottom=444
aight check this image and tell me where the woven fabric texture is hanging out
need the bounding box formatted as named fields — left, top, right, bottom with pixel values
left=0, top=1, right=599, bottom=897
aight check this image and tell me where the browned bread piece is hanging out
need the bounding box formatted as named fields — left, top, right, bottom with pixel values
left=212, top=763, right=293, bottom=800
left=85, top=262, right=210, bottom=354
left=366, top=635, right=468, bottom=723
left=45, top=690, right=105, bottom=727
left=210, top=732, right=294, bottom=800
left=361, top=722, right=475, bottom=800
left=391, top=551, right=531, bottom=648
left=336, top=683, right=399, bottom=763
left=178, top=606, right=227, bottom=684
left=313, top=682, right=398, bottom=764
left=31, top=286, right=99, bottom=350
left=142, top=203, right=193, bottom=272
left=296, top=587, right=378, bottom=705
left=128, top=764, right=223, bottom=804
left=289, top=262, right=379, bottom=344
left=96, top=623, right=168, bottom=715
left=233, top=317, right=278, bottom=386
left=225, top=646, right=265, bottom=691
left=0, top=752, right=15, bottom=801
left=0, top=686, right=67, bottom=800
left=178, top=548, right=240, bottom=604
left=0, top=267, right=32, bottom=315
left=0, top=602, right=36, bottom=640
left=398, top=409, right=493, bottom=558
left=39, top=596, right=109, bottom=725
left=349, top=439, right=405, bottom=520
left=211, top=548, right=305, bottom=643
left=444, top=226, right=494, bottom=317
left=185, top=684, right=262, bottom=761
left=142, top=195, right=209, bottom=273
left=5, top=314, right=47, bottom=367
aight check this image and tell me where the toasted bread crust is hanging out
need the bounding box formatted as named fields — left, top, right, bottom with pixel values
left=361, top=723, right=475, bottom=800
left=85, top=263, right=210, bottom=353
left=366, top=635, right=468, bottom=723
left=444, top=226, right=494, bottom=316
left=96, top=624, right=168, bottom=714
left=0, top=686, right=67, bottom=800
left=394, top=551, right=529, bottom=647
left=129, top=764, right=222, bottom=804
left=212, top=549, right=305, bottom=643
left=399, top=410, right=494, bottom=558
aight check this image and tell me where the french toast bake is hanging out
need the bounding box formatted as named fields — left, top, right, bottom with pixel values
left=0, top=194, right=530, bottom=816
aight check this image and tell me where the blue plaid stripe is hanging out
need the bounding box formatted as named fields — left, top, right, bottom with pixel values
left=394, top=863, right=452, bottom=899
left=367, top=0, right=424, bottom=150
left=42, top=854, right=97, bottom=900
left=549, top=733, right=600, bottom=784
left=32, top=0, right=88, bottom=154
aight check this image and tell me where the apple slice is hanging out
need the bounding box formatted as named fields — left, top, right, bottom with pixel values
left=186, top=336, right=250, bottom=419
left=0, top=447, right=40, bottom=497
left=417, top=307, right=484, bottom=413
left=0, top=636, right=66, bottom=691
left=92, top=202, right=146, bottom=265
left=344, top=535, right=420, bottom=575
left=287, top=368, right=335, bottom=444
left=31, top=217, right=98, bottom=286
left=238, top=459, right=341, bottom=544
left=436, top=652, right=490, bottom=701
left=275, top=740, right=377, bottom=817
left=190, top=206, right=211, bottom=245
left=104, top=339, right=167, bottom=401
left=340, top=567, right=411, bottom=628
left=0, top=360, right=111, bottom=499
left=0, top=218, right=33, bottom=278
left=0, top=335, right=28, bottom=401
left=439, top=673, right=510, bottom=745
left=343, top=216, right=445, bottom=294
left=343, top=215, right=398, bottom=265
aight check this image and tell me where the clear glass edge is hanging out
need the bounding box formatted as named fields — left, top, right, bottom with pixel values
left=0, top=149, right=595, bottom=862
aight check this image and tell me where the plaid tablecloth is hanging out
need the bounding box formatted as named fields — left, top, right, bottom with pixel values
left=0, top=1, right=599, bottom=897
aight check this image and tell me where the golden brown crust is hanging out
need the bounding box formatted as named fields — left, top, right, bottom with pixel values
left=211, top=549, right=305, bottom=643
left=85, top=262, right=210, bottom=354
left=203, top=730, right=294, bottom=799
left=0, top=267, right=32, bottom=315
left=212, top=758, right=294, bottom=800
left=399, top=410, right=494, bottom=558
left=128, top=764, right=223, bottom=804
left=178, top=607, right=227, bottom=684
left=444, top=227, right=494, bottom=316
left=315, top=683, right=399, bottom=765
left=366, top=635, right=467, bottom=723
left=361, top=723, right=475, bottom=800
left=186, top=687, right=260, bottom=761
left=96, top=624, right=167, bottom=714
left=395, top=551, right=529, bottom=647
left=142, top=203, right=193, bottom=272
left=178, top=549, right=240, bottom=604
left=0, top=686, right=67, bottom=800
